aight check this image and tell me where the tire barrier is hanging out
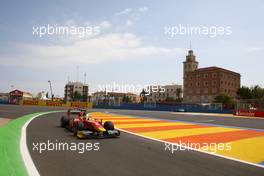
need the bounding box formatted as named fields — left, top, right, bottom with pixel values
left=234, top=109, right=264, bottom=118
left=19, top=100, right=93, bottom=108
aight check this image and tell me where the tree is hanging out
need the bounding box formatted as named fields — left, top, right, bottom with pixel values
left=140, top=89, right=147, bottom=103
left=165, top=97, right=174, bottom=102
left=251, top=85, right=264, bottom=99
left=214, top=93, right=234, bottom=104
left=237, top=86, right=252, bottom=99
left=122, top=95, right=131, bottom=103
left=176, top=88, right=182, bottom=99
left=73, top=91, right=82, bottom=101
left=175, top=88, right=183, bottom=103
left=237, top=85, right=264, bottom=100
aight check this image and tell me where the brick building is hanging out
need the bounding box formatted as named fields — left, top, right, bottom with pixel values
left=183, top=50, right=241, bottom=103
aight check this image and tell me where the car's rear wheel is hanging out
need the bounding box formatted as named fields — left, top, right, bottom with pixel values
left=60, top=116, right=68, bottom=128
left=104, top=121, right=114, bottom=130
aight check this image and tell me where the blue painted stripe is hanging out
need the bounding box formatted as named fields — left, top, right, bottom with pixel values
left=259, top=161, right=264, bottom=166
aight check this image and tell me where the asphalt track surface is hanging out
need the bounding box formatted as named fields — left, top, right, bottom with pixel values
left=0, top=104, right=68, bottom=119
left=1, top=105, right=264, bottom=175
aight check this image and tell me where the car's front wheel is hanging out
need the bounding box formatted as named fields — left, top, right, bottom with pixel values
left=74, top=121, right=84, bottom=136
left=104, top=121, right=114, bottom=130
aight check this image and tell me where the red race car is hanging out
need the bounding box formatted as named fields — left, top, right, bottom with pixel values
left=60, top=109, right=120, bottom=139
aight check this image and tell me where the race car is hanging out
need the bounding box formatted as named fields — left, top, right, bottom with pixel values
left=60, top=109, right=120, bottom=139
left=60, top=108, right=87, bottom=131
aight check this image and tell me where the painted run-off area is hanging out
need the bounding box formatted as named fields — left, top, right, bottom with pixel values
left=90, top=112, right=264, bottom=166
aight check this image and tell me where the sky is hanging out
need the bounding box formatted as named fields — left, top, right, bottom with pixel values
left=0, top=0, right=263, bottom=97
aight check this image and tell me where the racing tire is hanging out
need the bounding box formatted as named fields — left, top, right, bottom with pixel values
left=74, top=121, right=84, bottom=136
left=60, top=116, right=68, bottom=128
left=104, top=121, right=114, bottom=130
left=77, top=121, right=84, bottom=131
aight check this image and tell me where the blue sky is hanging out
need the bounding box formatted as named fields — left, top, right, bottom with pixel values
left=0, top=0, right=263, bottom=96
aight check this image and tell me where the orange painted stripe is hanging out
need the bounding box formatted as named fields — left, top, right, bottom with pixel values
left=122, top=124, right=211, bottom=133
left=114, top=120, right=163, bottom=124
left=90, top=115, right=114, bottom=118
left=99, top=118, right=138, bottom=121
left=164, top=130, right=264, bottom=145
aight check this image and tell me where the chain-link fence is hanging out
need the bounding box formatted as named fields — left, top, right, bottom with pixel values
left=235, top=98, right=264, bottom=111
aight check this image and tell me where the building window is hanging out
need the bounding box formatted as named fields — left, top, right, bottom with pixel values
left=213, top=73, right=217, bottom=78
left=204, top=81, right=208, bottom=87
left=212, top=88, right=217, bottom=94
left=204, top=88, right=208, bottom=94
left=212, top=80, right=217, bottom=86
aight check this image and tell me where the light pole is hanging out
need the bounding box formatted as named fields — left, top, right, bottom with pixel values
left=48, top=80, right=53, bottom=101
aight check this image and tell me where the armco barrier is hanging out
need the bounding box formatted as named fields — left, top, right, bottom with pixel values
left=0, top=100, right=11, bottom=104
left=19, top=100, right=92, bottom=108
left=93, top=103, right=233, bottom=114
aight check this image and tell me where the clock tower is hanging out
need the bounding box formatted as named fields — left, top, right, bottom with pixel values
left=183, top=50, right=198, bottom=74
left=183, top=50, right=199, bottom=102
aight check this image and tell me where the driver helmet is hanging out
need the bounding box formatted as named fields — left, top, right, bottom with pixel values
left=78, top=112, right=84, bottom=117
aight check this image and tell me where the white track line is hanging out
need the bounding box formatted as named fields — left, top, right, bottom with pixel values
left=20, top=111, right=64, bottom=176
left=20, top=114, right=42, bottom=176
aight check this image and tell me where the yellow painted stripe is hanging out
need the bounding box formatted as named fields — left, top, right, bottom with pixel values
left=91, top=116, right=130, bottom=119
left=116, top=122, right=191, bottom=128
left=139, top=127, right=241, bottom=140
left=210, top=136, right=264, bottom=164
left=170, top=112, right=233, bottom=117
left=109, top=119, right=158, bottom=123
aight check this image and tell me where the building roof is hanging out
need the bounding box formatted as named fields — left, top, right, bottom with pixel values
left=92, top=91, right=138, bottom=96
left=66, top=81, right=88, bottom=86
left=191, top=66, right=240, bottom=76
